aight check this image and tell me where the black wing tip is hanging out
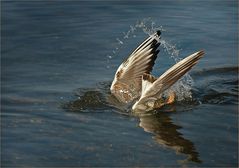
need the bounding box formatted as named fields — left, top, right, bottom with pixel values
left=151, top=40, right=161, bottom=49
left=156, top=30, right=161, bottom=36
left=155, top=49, right=160, bottom=55
left=154, top=43, right=160, bottom=49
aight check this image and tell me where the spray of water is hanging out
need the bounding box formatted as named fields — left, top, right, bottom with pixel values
left=107, top=18, right=193, bottom=102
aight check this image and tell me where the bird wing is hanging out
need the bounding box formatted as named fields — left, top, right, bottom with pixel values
left=138, top=50, right=205, bottom=104
left=110, top=31, right=161, bottom=97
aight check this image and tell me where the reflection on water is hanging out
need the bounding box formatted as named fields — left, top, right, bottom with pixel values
left=64, top=88, right=201, bottom=163
left=63, top=66, right=238, bottom=163
left=64, top=89, right=202, bottom=163
left=63, top=67, right=238, bottom=163
left=139, top=112, right=201, bottom=163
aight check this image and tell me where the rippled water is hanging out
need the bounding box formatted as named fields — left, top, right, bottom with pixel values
left=2, top=1, right=238, bottom=167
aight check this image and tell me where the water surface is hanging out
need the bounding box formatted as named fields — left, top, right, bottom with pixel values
left=1, top=1, right=238, bottom=167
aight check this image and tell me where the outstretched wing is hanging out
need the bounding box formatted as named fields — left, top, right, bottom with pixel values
left=110, top=31, right=161, bottom=102
left=138, top=50, right=205, bottom=103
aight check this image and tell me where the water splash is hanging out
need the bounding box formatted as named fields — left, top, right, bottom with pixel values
left=159, top=39, right=194, bottom=101
left=107, top=18, right=194, bottom=102
left=106, top=18, right=164, bottom=68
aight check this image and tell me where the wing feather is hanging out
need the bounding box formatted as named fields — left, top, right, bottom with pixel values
left=111, top=31, right=161, bottom=100
left=139, top=50, right=205, bottom=102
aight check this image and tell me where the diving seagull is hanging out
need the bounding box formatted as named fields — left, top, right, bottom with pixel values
left=110, top=30, right=204, bottom=112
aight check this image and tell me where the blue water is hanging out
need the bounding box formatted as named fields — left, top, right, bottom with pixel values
left=1, top=1, right=238, bottom=167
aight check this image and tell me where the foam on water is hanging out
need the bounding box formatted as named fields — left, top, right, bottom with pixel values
left=107, top=18, right=194, bottom=102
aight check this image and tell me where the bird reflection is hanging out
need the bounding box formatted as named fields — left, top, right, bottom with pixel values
left=64, top=89, right=201, bottom=163
left=138, top=110, right=201, bottom=163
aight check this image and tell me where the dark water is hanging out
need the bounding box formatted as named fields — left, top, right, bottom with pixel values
left=1, top=1, right=238, bottom=167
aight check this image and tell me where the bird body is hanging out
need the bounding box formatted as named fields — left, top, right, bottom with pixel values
left=110, top=30, right=204, bottom=112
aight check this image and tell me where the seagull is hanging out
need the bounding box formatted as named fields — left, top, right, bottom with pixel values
left=110, top=30, right=204, bottom=112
